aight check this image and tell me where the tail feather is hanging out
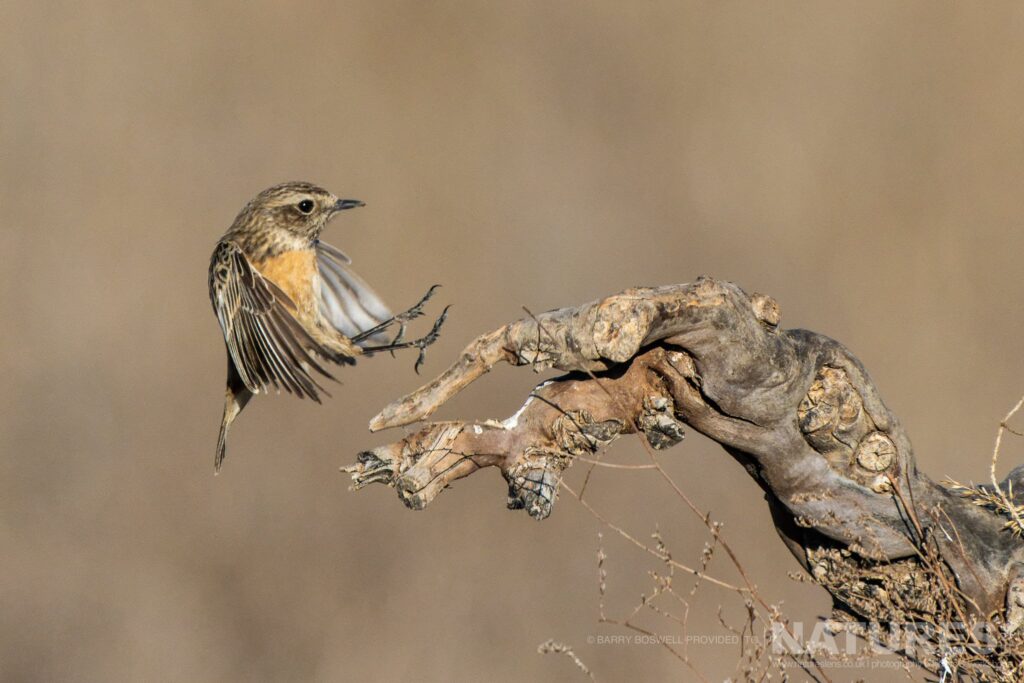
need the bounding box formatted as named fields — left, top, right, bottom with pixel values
left=215, top=361, right=253, bottom=473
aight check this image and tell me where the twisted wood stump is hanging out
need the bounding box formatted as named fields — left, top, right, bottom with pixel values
left=346, top=277, right=1024, bottom=634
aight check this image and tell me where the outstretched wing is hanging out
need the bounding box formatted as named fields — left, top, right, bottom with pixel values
left=209, top=240, right=336, bottom=401
left=316, top=239, right=393, bottom=346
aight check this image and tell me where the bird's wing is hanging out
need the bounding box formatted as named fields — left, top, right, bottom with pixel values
left=209, top=240, right=336, bottom=401
left=315, top=239, right=393, bottom=346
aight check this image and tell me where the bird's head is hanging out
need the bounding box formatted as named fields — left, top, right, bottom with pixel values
left=230, top=181, right=364, bottom=245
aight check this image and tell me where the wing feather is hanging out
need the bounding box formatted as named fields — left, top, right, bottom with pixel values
left=209, top=240, right=335, bottom=400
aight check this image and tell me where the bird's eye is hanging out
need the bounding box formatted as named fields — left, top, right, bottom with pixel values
left=297, top=199, right=315, bottom=214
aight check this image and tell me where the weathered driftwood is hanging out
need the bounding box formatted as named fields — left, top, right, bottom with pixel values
left=346, top=277, right=1024, bottom=630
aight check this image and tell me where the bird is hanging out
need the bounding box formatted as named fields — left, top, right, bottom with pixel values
left=208, top=181, right=446, bottom=472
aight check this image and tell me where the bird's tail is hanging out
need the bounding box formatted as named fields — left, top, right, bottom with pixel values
left=216, top=365, right=253, bottom=474
left=215, top=412, right=232, bottom=473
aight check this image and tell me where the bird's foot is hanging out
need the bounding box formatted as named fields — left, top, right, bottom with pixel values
left=352, top=285, right=441, bottom=346
left=360, top=303, right=450, bottom=373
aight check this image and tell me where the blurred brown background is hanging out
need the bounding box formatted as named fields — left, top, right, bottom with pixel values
left=3, top=2, right=1024, bottom=681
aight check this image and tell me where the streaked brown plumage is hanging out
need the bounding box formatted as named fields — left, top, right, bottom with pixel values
left=209, top=181, right=443, bottom=472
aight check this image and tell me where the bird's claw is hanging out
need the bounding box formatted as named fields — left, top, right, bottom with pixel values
left=352, top=285, right=441, bottom=346
left=357, top=287, right=449, bottom=373
left=396, top=284, right=441, bottom=324
left=413, top=305, right=450, bottom=374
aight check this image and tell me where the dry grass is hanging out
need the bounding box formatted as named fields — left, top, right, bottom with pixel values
left=537, top=397, right=1024, bottom=681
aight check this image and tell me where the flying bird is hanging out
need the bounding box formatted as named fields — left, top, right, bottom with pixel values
left=208, top=181, right=446, bottom=472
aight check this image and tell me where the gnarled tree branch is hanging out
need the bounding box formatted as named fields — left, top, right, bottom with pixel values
left=346, top=277, right=1024, bottom=651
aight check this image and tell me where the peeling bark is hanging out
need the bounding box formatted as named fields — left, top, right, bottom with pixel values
left=347, top=277, right=1024, bottom=625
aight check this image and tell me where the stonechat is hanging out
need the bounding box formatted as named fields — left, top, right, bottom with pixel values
left=208, top=181, right=446, bottom=472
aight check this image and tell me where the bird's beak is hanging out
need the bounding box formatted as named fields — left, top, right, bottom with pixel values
left=333, top=199, right=365, bottom=212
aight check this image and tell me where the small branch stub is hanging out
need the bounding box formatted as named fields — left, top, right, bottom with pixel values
left=855, top=432, right=896, bottom=473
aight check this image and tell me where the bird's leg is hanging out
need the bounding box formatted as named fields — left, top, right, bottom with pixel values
left=351, top=285, right=441, bottom=346
left=359, top=305, right=451, bottom=373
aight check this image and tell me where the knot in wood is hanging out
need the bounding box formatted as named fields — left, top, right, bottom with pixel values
left=593, top=298, right=652, bottom=363
left=505, top=450, right=569, bottom=520
left=869, top=476, right=894, bottom=494
left=551, top=410, right=622, bottom=455
left=637, top=395, right=685, bottom=450
left=855, top=432, right=896, bottom=472
left=798, top=367, right=864, bottom=451
left=751, top=292, right=781, bottom=327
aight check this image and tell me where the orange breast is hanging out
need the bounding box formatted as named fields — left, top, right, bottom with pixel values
left=253, top=250, right=318, bottom=317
